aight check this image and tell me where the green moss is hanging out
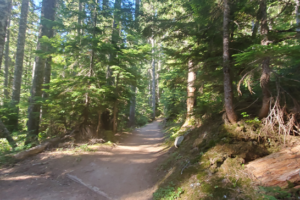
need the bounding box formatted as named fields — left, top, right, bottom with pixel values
left=207, top=140, right=216, bottom=148
left=200, top=180, right=230, bottom=199
left=199, top=155, right=211, bottom=168
left=197, top=170, right=208, bottom=180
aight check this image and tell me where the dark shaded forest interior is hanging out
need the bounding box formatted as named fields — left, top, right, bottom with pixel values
left=1, top=0, right=300, bottom=199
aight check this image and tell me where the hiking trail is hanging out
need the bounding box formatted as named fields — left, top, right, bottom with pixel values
left=0, top=121, right=168, bottom=200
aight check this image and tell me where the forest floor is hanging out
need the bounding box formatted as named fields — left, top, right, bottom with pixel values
left=0, top=121, right=170, bottom=200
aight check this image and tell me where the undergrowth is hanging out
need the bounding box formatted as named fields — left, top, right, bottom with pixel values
left=153, top=182, right=183, bottom=200
left=153, top=115, right=298, bottom=200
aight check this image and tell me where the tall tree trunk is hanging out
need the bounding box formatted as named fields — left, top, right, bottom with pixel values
left=77, top=0, right=82, bottom=37
left=223, top=0, right=237, bottom=124
left=128, top=0, right=140, bottom=127
left=11, top=0, right=29, bottom=128
left=151, top=38, right=156, bottom=120
left=108, top=0, right=121, bottom=130
left=113, top=73, right=120, bottom=133
left=107, top=0, right=121, bottom=85
left=183, top=60, right=196, bottom=126
left=258, top=0, right=271, bottom=119
left=83, top=0, right=97, bottom=124
left=157, top=56, right=161, bottom=103
left=296, top=0, right=300, bottom=33
left=42, top=0, right=56, bottom=119
left=0, top=119, right=16, bottom=148
left=0, top=0, right=9, bottom=70
left=4, top=0, right=12, bottom=99
left=129, top=85, right=136, bottom=127
left=27, top=0, right=56, bottom=144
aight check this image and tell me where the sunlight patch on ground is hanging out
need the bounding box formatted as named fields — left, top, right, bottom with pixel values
left=0, top=174, right=41, bottom=181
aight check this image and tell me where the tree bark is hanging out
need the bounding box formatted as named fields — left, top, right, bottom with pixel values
left=129, top=85, right=136, bottom=127
left=0, top=119, right=16, bottom=148
left=27, top=0, right=56, bottom=144
left=107, top=0, right=121, bottom=85
left=0, top=0, right=9, bottom=70
left=296, top=0, right=300, bottom=33
left=223, top=0, right=237, bottom=124
left=151, top=38, right=156, bottom=120
left=4, top=0, right=12, bottom=99
left=83, top=0, right=97, bottom=124
left=113, top=73, right=120, bottom=133
left=183, top=60, right=196, bottom=126
left=11, top=0, right=30, bottom=128
left=128, top=0, right=140, bottom=127
left=258, top=0, right=271, bottom=119
left=42, top=0, right=56, bottom=118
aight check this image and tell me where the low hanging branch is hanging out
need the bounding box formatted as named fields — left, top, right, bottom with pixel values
left=237, top=67, right=259, bottom=96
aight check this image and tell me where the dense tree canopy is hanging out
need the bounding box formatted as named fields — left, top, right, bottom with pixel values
left=0, top=0, right=300, bottom=148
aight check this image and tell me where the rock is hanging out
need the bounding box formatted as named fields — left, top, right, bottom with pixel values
left=246, top=144, right=300, bottom=187
left=190, top=184, right=194, bottom=188
left=174, top=136, right=184, bottom=148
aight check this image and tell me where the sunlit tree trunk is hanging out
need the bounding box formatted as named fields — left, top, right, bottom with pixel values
left=151, top=38, right=156, bottom=120
left=113, top=73, right=120, bottom=133
left=128, top=0, right=140, bottom=127
left=4, top=0, right=12, bottom=99
left=0, top=0, right=9, bottom=70
left=27, top=0, right=56, bottom=144
left=11, top=0, right=29, bottom=128
left=183, top=60, right=196, bottom=126
left=109, top=0, right=121, bottom=131
left=223, top=0, right=237, bottom=124
left=258, top=0, right=271, bottom=119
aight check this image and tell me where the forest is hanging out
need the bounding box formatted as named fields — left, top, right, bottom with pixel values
left=1, top=0, right=300, bottom=199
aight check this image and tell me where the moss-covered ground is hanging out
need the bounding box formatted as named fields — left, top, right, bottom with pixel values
left=153, top=117, right=300, bottom=200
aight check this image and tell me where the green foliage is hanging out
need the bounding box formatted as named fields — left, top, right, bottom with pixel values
left=259, top=186, right=293, bottom=200
left=153, top=182, right=183, bottom=200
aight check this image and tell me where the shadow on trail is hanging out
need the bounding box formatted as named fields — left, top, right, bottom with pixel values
left=0, top=121, right=169, bottom=200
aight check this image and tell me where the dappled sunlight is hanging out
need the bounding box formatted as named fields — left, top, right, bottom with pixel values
left=0, top=121, right=169, bottom=200
left=0, top=174, right=41, bottom=181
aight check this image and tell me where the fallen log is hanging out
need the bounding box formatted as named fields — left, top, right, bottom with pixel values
left=14, top=137, right=61, bottom=160
left=246, top=145, right=300, bottom=188
left=14, top=134, right=74, bottom=160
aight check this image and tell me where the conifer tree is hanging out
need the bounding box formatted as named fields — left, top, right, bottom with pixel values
left=223, top=0, right=237, bottom=124
left=27, top=0, right=56, bottom=143
left=0, top=0, right=10, bottom=69
left=11, top=0, right=30, bottom=129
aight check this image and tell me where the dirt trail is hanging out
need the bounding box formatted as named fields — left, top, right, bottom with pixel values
left=0, top=121, right=168, bottom=200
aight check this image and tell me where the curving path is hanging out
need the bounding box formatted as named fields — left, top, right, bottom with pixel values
left=0, top=121, right=168, bottom=200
